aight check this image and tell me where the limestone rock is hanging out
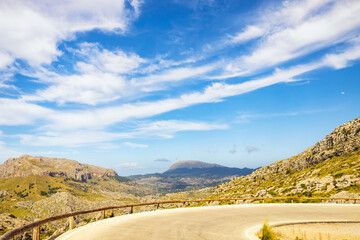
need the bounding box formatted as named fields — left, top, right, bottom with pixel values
left=0, top=155, right=117, bottom=181
left=0, top=189, right=9, bottom=197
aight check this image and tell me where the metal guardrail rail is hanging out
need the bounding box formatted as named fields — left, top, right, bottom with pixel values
left=1, top=197, right=359, bottom=240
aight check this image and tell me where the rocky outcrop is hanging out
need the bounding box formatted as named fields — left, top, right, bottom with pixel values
left=0, top=155, right=117, bottom=181
left=0, top=189, right=8, bottom=197
left=249, top=117, right=360, bottom=180
left=186, top=116, right=360, bottom=200
left=29, top=192, right=132, bottom=218
left=0, top=213, right=29, bottom=239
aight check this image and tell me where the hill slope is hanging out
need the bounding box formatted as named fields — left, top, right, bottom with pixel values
left=0, top=155, right=118, bottom=181
left=163, top=116, right=360, bottom=200
left=0, top=155, right=146, bottom=218
left=0, top=155, right=148, bottom=238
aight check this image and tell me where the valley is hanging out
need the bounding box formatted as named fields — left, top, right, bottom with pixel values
left=0, top=116, right=360, bottom=239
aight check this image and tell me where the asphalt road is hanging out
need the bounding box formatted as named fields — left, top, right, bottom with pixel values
left=56, top=204, right=360, bottom=240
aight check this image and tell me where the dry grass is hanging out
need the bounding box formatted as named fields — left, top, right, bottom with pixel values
left=273, top=223, right=360, bottom=240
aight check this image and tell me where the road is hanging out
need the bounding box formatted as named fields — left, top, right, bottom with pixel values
left=56, top=204, right=360, bottom=240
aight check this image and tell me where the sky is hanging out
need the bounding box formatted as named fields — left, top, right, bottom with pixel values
left=0, top=0, right=359, bottom=176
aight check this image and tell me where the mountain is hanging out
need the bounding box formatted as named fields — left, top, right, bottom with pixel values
left=163, top=116, right=360, bottom=201
left=0, top=155, right=118, bottom=181
left=0, top=155, right=152, bottom=238
left=130, top=160, right=255, bottom=193
left=167, top=160, right=221, bottom=171
left=164, top=160, right=254, bottom=178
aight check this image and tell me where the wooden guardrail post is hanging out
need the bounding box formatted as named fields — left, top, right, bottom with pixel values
left=130, top=206, right=133, bottom=214
left=183, top=202, right=186, bottom=207
left=32, top=225, right=40, bottom=240
left=69, top=216, right=75, bottom=230
left=100, top=210, right=105, bottom=219
left=156, top=203, right=160, bottom=210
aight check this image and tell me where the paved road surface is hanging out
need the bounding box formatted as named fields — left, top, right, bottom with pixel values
left=56, top=204, right=360, bottom=240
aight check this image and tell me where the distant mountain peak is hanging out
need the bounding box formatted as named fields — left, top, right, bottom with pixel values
left=167, top=160, right=222, bottom=171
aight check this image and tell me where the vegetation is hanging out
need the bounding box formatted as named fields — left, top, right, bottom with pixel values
left=258, top=220, right=278, bottom=240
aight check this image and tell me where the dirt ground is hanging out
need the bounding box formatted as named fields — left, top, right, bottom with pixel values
left=273, top=223, right=360, bottom=240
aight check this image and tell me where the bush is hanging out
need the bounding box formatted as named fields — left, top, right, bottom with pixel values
left=40, top=191, right=48, bottom=196
left=258, top=220, right=278, bottom=240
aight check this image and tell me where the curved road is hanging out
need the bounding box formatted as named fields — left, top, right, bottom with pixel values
left=57, top=204, right=360, bottom=240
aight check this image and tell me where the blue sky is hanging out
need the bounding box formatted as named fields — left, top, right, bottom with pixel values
left=0, top=0, right=359, bottom=175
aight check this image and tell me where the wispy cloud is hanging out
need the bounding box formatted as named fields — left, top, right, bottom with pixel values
left=124, top=142, right=149, bottom=148
left=2, top=44, right=359, bottom=132
left=117, top=162, right=144, bottom=169
left=229, top=144, right=237, bottom=154
left=16, top=120, right=226, bottom=147
left=246, top=146, right=259, bottom=153
left=154, top=158, right=170, bottom=162
left=131, top=64, right=215, bottom=88
left=217, top=0, right=360, bottom=78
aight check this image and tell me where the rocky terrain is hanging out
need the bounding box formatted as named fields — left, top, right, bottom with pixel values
left=130, top=160, right=254, bottom=193
left=164, top=116, right=360, bottom=201
left=0, top=155, right=148, bottom=239
left=0, top=155, right=118, bottom=181
left=1, top=116, right=359, bottom=239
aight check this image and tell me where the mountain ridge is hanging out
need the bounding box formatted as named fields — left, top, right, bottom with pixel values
left=162, top=116, right=360, bottom=201
left=166, top=160, right=222, bottom=171
left=0, top=155, right=118, bottom=181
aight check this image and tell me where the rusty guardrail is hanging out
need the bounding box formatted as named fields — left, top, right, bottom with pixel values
left=1, top=196, right=359, bottom=240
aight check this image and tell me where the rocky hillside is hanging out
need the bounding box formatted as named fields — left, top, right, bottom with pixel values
left=0, top=155, right=150, bottom=238
left=0, top=155, right=117, bottom=181
left=163, top=116, right=360, bottom=201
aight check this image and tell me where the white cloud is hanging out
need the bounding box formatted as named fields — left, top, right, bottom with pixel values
left=0, top=0, right=141, bottom=68
left=2, top=44, right=359, bottom=132
left=228, top=26, right=264, bottom=44
left=18, top=130, right=122, bottom=147
left=133, top=120, right=228, bottom=138
left=0, top=98, right=53, bottom=125
left=246, top=146, right=259, bottom=153
left=0, top=51, right=13, bottom=69
left=323, top=44, right=360, bottom=69
left=220, top=0, right=360, bottom=77
left=23, top=72, right=130, bottom=105
left=117, top=162, right=143, bottom=169
left=21, top=43, right=147, bottom=105
left=124, top=142, right=149, bottom=148
left=132, top=64, right=215, bottom=87
left=75, top=43, right=146, bottom=74
left=17, top=120, right=227, bottom=147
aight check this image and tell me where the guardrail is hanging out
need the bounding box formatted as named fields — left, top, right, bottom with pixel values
left=1, top=196, right=359, bottom=240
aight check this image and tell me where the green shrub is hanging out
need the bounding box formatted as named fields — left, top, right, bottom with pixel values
left=40, top=191, right=47, bottom=196
left=258, top=220, right=278, bottom=240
